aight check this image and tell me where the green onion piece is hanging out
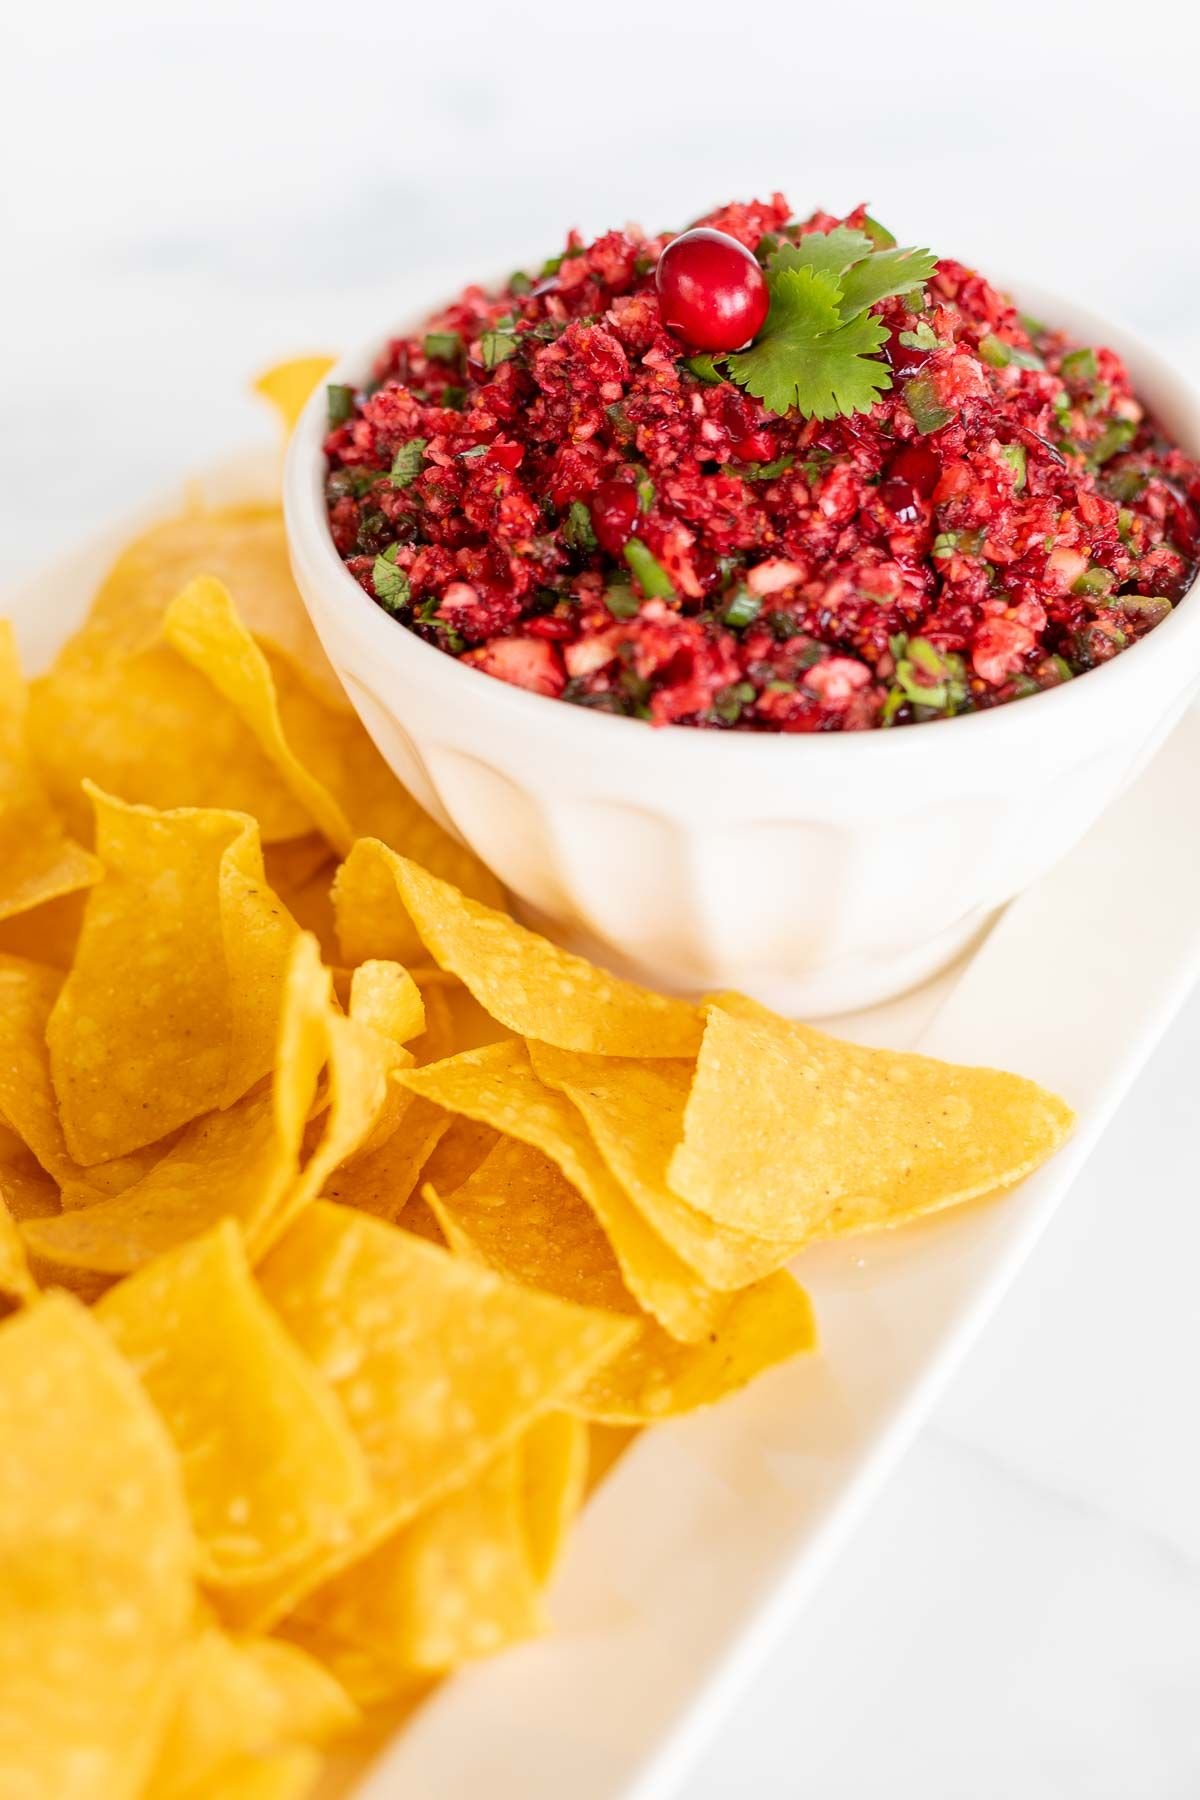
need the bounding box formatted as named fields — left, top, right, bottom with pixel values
left=372, top=546, right=410, bottom=614
left=714, top=680, right=756, bottom=724
left=1072, top=566, right=1117, bottom=597
left=1049, top=654, right=1075, bottom=682
left=722, top=588, right=762, bottom=629
left=539, top=252, right=565, bottom=277
left=423, top=331, right=463, bottom=363
left=932, top=532, right=959, bottom=561
left=1119, top=593, right=1173, bottom=621
left=905, top=375, right=954, bottom=435
left=562, top=501, right=598, bottom=553
left=685, top=353, right=725, bottom=384
left=441, top=385, right=466, bottom=411
left=908, top=636, right=944, bottom=677
left=509, top=271, right=532, bottom=295
left=998, top=443, right=1027, bottom=490
left=326, top=384, right=355, bottom=428
left=636, top=473, right=656, bottom=513
left=879, top=686, right=906, bottom=727
left=765, top=679, right=795, bottom=694
left=1089, top=419, right=1137, bottom=467
left=745, top=454, right=796, bottom=480
left=1053, top=389, right=1073, bottom=417
left=1060, top=346, right=1099, bottom=385
left=1018, top=311, right=1047, bottom=338
left=1105, top=467, right=1147, bottom=505
left=623, top=538, right=675, bottom=598
left=603, top=583, right=640, bottom=620
left=388, top=438, right=427, bottom=489
left=480, top=331, right=519, bottom=370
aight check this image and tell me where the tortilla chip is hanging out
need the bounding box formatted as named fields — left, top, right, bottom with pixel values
left=183, top=1746, right=322, bottom=1799
left=23, top=935, right=332, bottom=1274
left=0, top=887, right=89, bottom=968
left=323, top=1098, right=449, bottom=1223
left=335, top=840, right=700, bottom=1057
left=0, top=1294, right=193, bottom=1798
left=225, top=1202, right=633, bottom=1630
left=47, top=788, right=295, bottom=1163
left=287, top=1444, right=543, bottom=1695
left=29, top=642, right=313, bottom=846
left=520, top=1411, right=589, bottom=1586
left=529, top=1042, right=800, bottom=1289
left=428, top=1137, right=816, bottom=1423
left=255, top=355, right=336, bottom=436
left=147, top=1627, right=356, bottom=1800
left=349, top=959, right=425, bottom=1049
left=0, top=1195, right=35, bottom=1305
left=97, top=1221, right=370, bottom=1587
left=0, top=954, right=77, bottom=1187
left=411, top=967, right=514, bottom=1057
left=0, top=621, right=100, bottom=923
left=670, top=1002, right=1077, bottom=1240
left=163, top=578, right=505, bottom=906
left=263, top=835, right=336, bottom=899
left=400, top=1042, right=723, bottom=1341
left=63, top=503, right=345, bottom=712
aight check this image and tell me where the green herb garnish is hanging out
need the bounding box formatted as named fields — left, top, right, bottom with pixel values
left=371, top=545, right=410, bottom=614
left=722, top=588, right=762, bottom=629
left=685, top=353, right=725, bottom=384
left=724, top=231, right=937, bottom=421
left=1088, top=419, right=1137, bottom=467
left=326, top=384, right=355, bottom=428
left=423, top=331, right=463, bottom=363
left=480, top=331, right=520, bottom=370
left=562, top=501, right=598, bottom=552
left=603, top=583, right=641, bottom=620
left=389, top=438, right=427, bottom=489
left=904, top=373, right=954, bottom=435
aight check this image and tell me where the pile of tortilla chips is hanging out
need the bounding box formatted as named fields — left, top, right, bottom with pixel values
left=0, top=362, right=1075, bottom=1799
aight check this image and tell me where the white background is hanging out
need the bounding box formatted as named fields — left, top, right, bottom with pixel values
left=3, top=3, right=1200, bottom=1793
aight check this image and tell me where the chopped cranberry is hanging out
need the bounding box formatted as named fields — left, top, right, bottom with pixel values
left=732, top=430, right=775, bottom=463
left=887, top=442, right=941, bottom=498
left=589, top=480, right=639, bottom=555
left=485, top=441, right=524, bottom=472
left=461, top=636, right=566, bottom=697
left=655, top=228, right=770, bottom=353
left=883, top=328, right=932, bottom=377
left=879, top=478, right=922, bottom=524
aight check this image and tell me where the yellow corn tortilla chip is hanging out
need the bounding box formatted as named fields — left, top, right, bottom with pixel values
left=428, top=1137, right=816, bottom=1423
left=411, top=967, right=514, bottom=1057
left=162, top=578, right=505, bottom=909
left=47, top=788, right=296, bottom=1163
left=0, top=886, right=89, bottom=968
left=147, top=1628, right=356, bottom=1800
left=0, top=954, right=78, bottom=1187
left=264, top=834, right=336, bottom=899
left=0, top=1293, right=194, bottom=1799
left=23, top=935, right=332, bottom=1274
left=225, top=1202, right=633, bottom=1631
left=335, top=839, right=700, bottom=1057
left=400, top=1041, right=723, bottom=1341
left=62, top=503, right=345, bottom=713
left=349, top=958, right=425, bottom=1049
left=182, top=1746, right=322, bottom=1800
left=287, top=1443, right=543, bottom=1695
left=0, top=1195, right=35, bottom=1306
left=528, top=1042, right=800, bottom=1289
left=97, top=1221, right=370, bottom=1587
left=323, top=1097, right=449, bottom=1223
left=255, top=355, right=337, bottom=436
left=0, top=621, right=100, bottom=923
left=520, top=1411, right=589, bottom=1586
left=671, top=1001, right=1076, bottom=1240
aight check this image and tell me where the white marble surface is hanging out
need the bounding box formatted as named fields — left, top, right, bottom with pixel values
left=4, top=3, right=1199, bottom=1791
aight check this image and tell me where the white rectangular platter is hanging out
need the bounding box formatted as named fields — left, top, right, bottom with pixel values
left=8, top=459, right=1200, bottom=1800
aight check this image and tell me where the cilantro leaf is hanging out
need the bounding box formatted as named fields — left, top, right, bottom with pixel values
left=389, top=437, right=427, bottom=488
left=372, top=545, right=410, bottom=614
left=770, top=226, right=874, bottom=281
left=836, top=245, right=937, bottom=315
left=726, top=267, right=891, bottom=421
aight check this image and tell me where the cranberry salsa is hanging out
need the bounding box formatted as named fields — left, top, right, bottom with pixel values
left=323, top=196, right=1200, bottom=731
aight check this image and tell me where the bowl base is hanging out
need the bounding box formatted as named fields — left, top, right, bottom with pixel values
left=510, top=898, right=999, bottom=1021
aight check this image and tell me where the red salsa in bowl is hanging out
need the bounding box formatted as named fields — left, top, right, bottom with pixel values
left=322, top=196, right=1200, bottom=732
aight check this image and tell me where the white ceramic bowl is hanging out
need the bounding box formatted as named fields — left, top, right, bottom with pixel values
left=284, top=282, right=1200, bottom=1016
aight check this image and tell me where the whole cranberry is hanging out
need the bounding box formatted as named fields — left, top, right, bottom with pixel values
left=656, top=228, right=770, bottom=353
left=887, top=442, right=941, bottom=498
left=589, top=480, right=639, bottom=556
